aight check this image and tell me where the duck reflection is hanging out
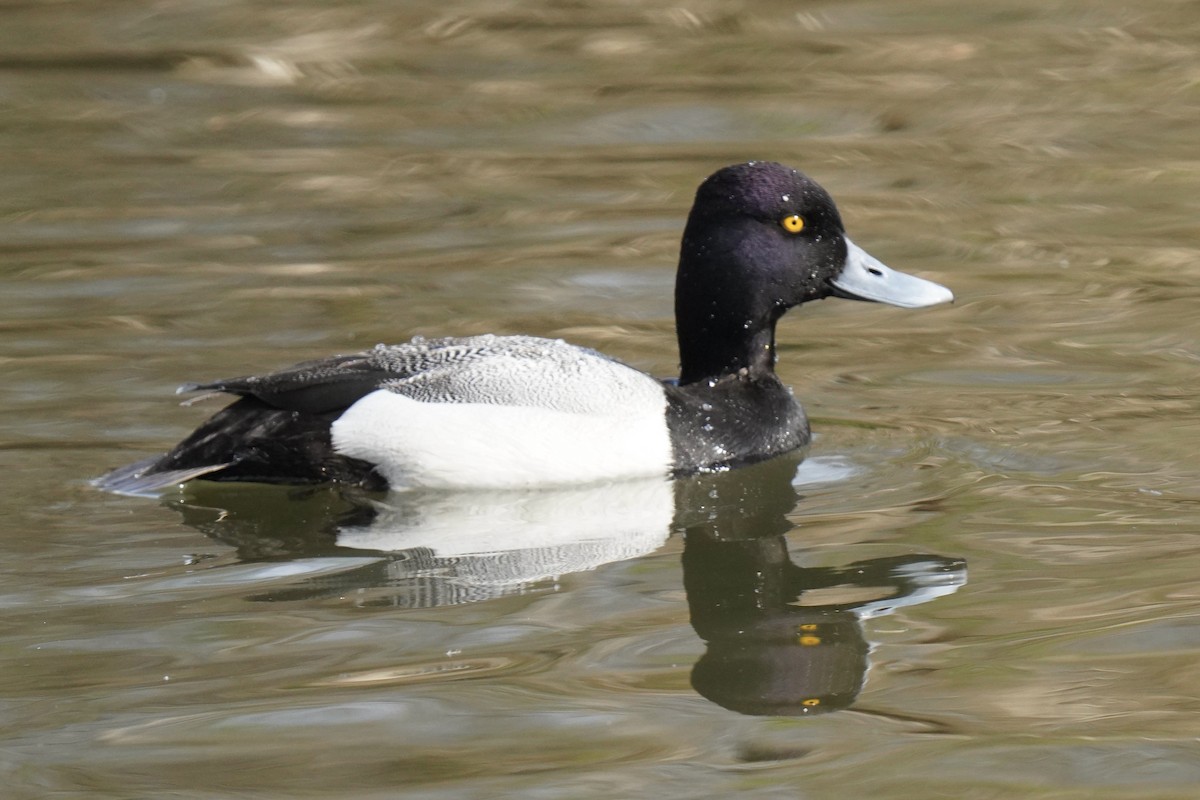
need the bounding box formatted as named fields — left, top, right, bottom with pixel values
left=168, top=477, right=673, bottom=606
left=165, top=454, right=964, bottom=714
left=675, top=458, right=965, bottom=716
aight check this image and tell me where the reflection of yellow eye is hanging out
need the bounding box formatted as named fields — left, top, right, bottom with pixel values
left=781, top=214, right=805, bottom=233
left=799, top=635, right=821, bottom=646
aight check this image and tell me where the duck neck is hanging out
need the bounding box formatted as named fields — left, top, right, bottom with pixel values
left=674, top=216, right=795, bottom=385
left=676, top=306, right=782, bottom=385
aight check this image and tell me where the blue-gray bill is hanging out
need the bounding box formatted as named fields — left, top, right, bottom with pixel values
left=831, top=239, right=954, bottom=308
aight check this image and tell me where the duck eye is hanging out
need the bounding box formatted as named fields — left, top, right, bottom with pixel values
left=780, top=214, right=805, bottom=234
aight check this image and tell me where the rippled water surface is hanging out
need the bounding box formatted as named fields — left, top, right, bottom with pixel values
left=5, top=1, right=1200, bottom=797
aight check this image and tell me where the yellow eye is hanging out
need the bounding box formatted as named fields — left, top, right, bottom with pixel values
left=802, top=698, right=822, bottom=707
left=781, top=214, right=805, bottom=233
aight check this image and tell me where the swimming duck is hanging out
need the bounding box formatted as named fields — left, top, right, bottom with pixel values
left=97, top=161, right=952, bottom=494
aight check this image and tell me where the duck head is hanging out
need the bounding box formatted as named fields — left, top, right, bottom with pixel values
left=674, top=161, right=952, bottom=385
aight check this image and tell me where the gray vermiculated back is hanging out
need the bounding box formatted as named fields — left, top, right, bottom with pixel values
left=369, top=334, right=665, bottom=415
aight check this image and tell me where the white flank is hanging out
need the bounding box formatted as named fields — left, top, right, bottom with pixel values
left=331, top=389, right=673, bottom=489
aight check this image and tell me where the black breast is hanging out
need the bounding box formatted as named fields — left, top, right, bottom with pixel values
left=665, top=373, right=810, bottom=475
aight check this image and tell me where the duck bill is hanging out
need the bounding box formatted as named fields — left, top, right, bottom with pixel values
left=830, top=239, right=954, bottom=308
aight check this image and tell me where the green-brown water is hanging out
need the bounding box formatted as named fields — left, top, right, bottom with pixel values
left=4, top=1, right=1200, bottom=797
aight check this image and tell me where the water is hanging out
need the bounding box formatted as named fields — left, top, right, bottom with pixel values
left=4, top=0, right=1200, bottom=797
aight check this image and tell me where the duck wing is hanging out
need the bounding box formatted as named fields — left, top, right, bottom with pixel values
left=367, top=335, right=662, bottom=415
left=183, top=334, right=652, bottom=416
left=180, top=352, right=385, bottom=415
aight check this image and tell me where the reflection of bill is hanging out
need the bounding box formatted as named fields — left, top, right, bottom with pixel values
left=685, top=541, right=965, bottom=716
left=677, top=456, right=966, bottom=716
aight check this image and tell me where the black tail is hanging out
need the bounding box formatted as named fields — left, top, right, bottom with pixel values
left=95, top=396, right=384, bottom=495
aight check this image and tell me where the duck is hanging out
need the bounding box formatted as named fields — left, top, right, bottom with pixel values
left=96, top=161, right=952, bottom=495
